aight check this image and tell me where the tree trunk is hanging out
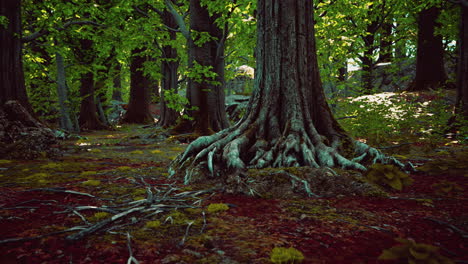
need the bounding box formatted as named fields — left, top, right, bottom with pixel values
left=121, top=48, right=153, bottom=124
left=158, top=9, right=180, bottom=128
left=112, top=62, right=123, bottom=101
left=77, top=39, right=107, bottom=130
left=408, top=6, right=448, bottom=91
left=0, top=0, right=32, bottom=113
left=188, top=0, right=229, bottom=134
left=455, top=4, right=468, bottom=118
left=378, top=21, right=393, bottom=63
left=171, top=0, right=403, bottom=187
left=360, top=22, right=378, bottom=93
left=55, top=51, right=76, bottom=132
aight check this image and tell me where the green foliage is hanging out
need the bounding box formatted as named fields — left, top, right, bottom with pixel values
left=270, top=247, right=304, bottom=264
left=186, top=61, right=220, bottom=85
left=163, top=89, right=196, bottom=120
left=0, top=15, right=8, bottom=29
left=90, top=212, right=110, bottom=221
left=365, top=164, right=413, bottom=190
left=206, top=203, right=229, bottom=213
left=379, top=238, right=454, bottom=264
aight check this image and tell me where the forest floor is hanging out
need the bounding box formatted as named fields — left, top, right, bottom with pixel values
left=1, top=93, right=467, bottom=264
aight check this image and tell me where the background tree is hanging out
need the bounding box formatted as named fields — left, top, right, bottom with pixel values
left=408, top=5, right=448, bottom=91
left=0, top=0, right=32, bottom=112
left=121, top=48, right=154, bottom=124
left=171, top=0, right=401, bottom=185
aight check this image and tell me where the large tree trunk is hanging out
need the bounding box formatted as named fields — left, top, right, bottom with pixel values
left=158, top=9, right=180, bottom=128
left=171, top=0, right=402, bottom=189
left=188, top=0, right=229, bottom=134
left=0, top=0, right=32, bottom=113
left=121, top=48, right=153, bottom=124
left=360, top=22, right=378, bottom=93
left=408, top=6, right=448, bottom=91
left=77, top=39, right=107, bottom=130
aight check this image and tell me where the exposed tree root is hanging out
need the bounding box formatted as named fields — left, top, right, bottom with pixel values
left=170, top=121, right=411, bottom=188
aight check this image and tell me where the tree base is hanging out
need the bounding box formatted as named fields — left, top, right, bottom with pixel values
left=169, top=120, right=411, bottom=198
left=0, top=101, right=59, bottom=159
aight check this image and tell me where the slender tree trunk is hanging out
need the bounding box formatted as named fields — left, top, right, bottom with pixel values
left=121, top=48, right=153, bottom=124
left=378, top=22, right=393, bottom=63
left=188, top=0, right=229, bottom=134
left=55, top=51, right=75, bottom=132
left=172, top=0, right=402, bottom=188
left=360, top=22, right=378, bottom=93
left=408, top=6, right=448, bottom=91
left=456, top=5, right=468, bottom=117
left=0, top=0, right=32, bottom=112
left=77, top=39, right=106, bottom=130
left=112, top=62, right=123, bottom=101
left=158, top=9, right=180, bottom=127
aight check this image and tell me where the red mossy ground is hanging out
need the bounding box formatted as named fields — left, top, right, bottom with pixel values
left=0, top=125, right=467, bottom=264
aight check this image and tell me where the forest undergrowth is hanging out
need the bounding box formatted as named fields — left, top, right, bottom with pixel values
left=0, top=91, right=467, bottom=264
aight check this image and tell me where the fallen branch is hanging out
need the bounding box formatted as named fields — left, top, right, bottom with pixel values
left=66, top=206, right=145, bottom=241
left=126, top=232, right=140, bottom=264
left=424, top=217, right=468, bottom=239
left=0, top=226, right=86, bottom=245
left=24, top=187, right=95, bottom=198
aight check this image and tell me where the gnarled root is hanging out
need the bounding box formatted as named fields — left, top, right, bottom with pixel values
left=169, top=121, right=412, bottom=188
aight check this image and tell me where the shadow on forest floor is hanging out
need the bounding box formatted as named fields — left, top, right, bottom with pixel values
left=0, top=92, right=467, bottom=264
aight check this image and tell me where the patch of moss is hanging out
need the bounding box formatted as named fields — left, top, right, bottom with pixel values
left=130, top=150, right=144, bottom=154
left=117, top=166, right=132, bottom=171
left=90, top=212, right=110, bottom=221
left=379, top=238, right=454, bottom=264
left=145, top=220, right=161, bottom=229
left=0, top=160, right=12, bottom=164
left=207, top=203, right=229, bottom=213
left=365, top=164, right=413, bottom=190
left=151, top=149, right=163, bottom=154
left=82, top=179, right=101, bottom=186
left=81, top=171, right=97, bottom=176
left=270, top=247, right=304, bottom=264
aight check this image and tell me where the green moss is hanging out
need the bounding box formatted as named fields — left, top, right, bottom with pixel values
left=0, top=160, right=12, bottom=164
left=145, top=220, right=161, bottom=229
left=379, top=238, right=454, bottom=264
left=207, top=203, right=229, bottom=213
left=90, top=212, right=110, bottom=221
left=365, top=164, right=413, bottom=190
left=81, top=171, right=97, bottom=176
left=82, top=180, right=101, bottom=186
left=270, top=247, right=304, bottom=264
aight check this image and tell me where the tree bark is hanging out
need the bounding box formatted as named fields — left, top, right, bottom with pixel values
left=55, top=51, right=76, bottom=132
left=171, top=0, right=403, bottom=186
left=158, top=9, right=180, bottom=127
left=455, top=4, right=468, bottom=118
left=360, top=21, right=378, bottom=93
left=188, top=0, right=229, bottom=134
left=0, top=0, right=32, bottom=113
left=121, top=48, right=153, bottom=124
left=77, top=39, right=107, bottom=130
left=408, top=6, right=448, bottom=91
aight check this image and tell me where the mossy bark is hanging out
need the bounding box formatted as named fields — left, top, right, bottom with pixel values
left=171, top=0, right=404, bottom=187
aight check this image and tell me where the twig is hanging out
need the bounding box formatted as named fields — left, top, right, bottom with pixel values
left=24, top=188, right=95, bottom=198
left=424, top=217, right=468, bottom=239
left=126, top=232, right=140, bottom=264
left=336, top=219, right=393, bottom=233
left=179, top=221, right=194, bottom=246
left=0, top=226, right=86, bottom=245
left=200, top=211, right=207, bottom=234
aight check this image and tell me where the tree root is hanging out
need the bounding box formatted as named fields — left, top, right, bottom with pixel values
left=170, top=124, right=412, bottom=187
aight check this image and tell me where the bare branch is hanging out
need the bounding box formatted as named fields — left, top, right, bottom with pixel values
left=164, top=0, right=191, bottom=40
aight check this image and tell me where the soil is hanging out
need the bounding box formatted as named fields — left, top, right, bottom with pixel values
left=0, top=124, right=466, bottom=264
